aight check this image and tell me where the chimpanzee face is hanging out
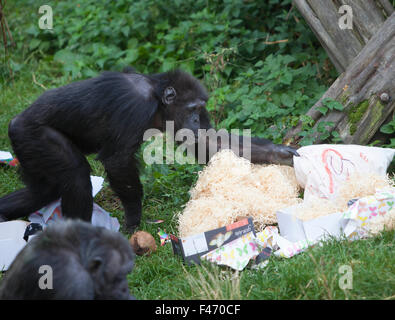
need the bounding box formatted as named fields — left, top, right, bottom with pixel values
left=90, top=244, right=135, bottom=300
left=161, top=71, right=211, bottom=137
left=176, top=96, right=210, bottom=137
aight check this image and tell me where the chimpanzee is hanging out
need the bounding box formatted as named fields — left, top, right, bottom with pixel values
left=0, top=220, right=135, bottom=300
left=0, top=69, right=298, bottom=231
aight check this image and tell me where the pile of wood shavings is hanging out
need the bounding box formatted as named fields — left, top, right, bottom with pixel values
left=178, top=149, right=301, bottom=237
left=294, top=198, right=344, bottom=221
left=295, top=173, right=394, bottom=221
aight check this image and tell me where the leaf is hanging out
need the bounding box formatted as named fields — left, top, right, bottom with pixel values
left=180, top=61, right=195, bottom=74
left=322, top=98, right=344, bottom=111
left=127, top=38, right=139, bottom=49
left=162, top=59, right=175, bottom=72
left=232, top=7, right=240, bottom=18
left=96, top=58, right=106, bottom=69
left=54, top=49, right=77, bottom=64
left=29, top=39, right=41, bottom=50
left=121, top=26, right=130, bottom=37
left=280, top=93, right=295, bottom=108
left=26, top=25, right=39, bottom=37
left=245, top=43, right=254, bottom=55
left=317, top=121, right=333, bottom=133
left=282, top=55, right=296, bottom=65
left=300, top=135, right=316, bottom=146
left=279, top=72, right=292, bottom=85
left=83, top=68, right=97, bottom=78
left=331, top=131, right=342, bottom=143
left=125, top=49, right=139, bottom=63
left=200, top=22, right=214, bottom=32
left=320, top=132, right=331, bottom=140
left=230, top=19, right=243, bottom=27
left=380, top=123, right=395, bottom=134
left=317, top=106, right=328, bottom=115
left=332, top=102, right=344, bottom=111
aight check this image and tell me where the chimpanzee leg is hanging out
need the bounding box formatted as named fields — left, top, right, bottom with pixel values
left=1, top=121, right=93, bottom=222
left=0, top=187, right=60, bottom=221
left=58, top=157, right=93, bottom=221
left=102, top=156, right=142, bottom=232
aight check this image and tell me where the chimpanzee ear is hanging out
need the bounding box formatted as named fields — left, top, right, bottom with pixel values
left=88, top=256, right=103, bottom=273
left=162, top=87, right=176, bottom=105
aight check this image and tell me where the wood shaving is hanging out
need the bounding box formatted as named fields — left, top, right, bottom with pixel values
left=178, top=149, right=301, bottom=237
left=296, top=173, right=394, bottom=221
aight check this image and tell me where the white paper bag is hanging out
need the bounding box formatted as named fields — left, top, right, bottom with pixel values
left=28, top=176, right=120, bottom=232
left=293, top=145, right=395, bottom=202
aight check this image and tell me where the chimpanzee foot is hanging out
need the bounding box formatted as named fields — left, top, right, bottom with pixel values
left=125, top=211, right=141, bottom=234
left=126, top=224, right=139, bottom=234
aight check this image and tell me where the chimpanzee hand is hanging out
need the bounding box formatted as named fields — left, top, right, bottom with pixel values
left=270, top=144, right=300, bottom=166
left=250, top=141, right=299, bottom=166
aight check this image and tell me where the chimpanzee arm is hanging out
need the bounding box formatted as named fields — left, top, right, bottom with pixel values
left=193, top=109, right=298, bottom=165
left=247, top=136, right=299, bottom=165
left=102, top=153, right=143, bottom=232
left=195, top=131, right=299, bottom=166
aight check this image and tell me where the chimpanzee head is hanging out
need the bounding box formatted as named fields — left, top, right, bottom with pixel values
left=78, top=222, right=135, bottom=300
left=159, top=70, right=211, bottom=137
left=0, top=220, right=135, bottom=300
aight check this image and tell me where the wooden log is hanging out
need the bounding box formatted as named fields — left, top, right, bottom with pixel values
left=285, top=13, right=395, bottom=145
left=293, top=0, right=393, bottom=73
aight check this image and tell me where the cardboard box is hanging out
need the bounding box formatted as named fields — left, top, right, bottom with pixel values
left=276, top=203, right=347, bottom=243
left=170, top=217, right=255, bottom=265
left=0, top=221, right=29, bottom=271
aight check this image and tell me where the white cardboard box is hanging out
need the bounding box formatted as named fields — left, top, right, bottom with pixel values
left=276, top=203, right=348, bottom=243
left=0, top=220, right=29, bottom=271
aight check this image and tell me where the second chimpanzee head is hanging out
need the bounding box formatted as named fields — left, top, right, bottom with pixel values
left=155, top=70, right=211, bottom=137
left=0, top=220, right=135, bottom=300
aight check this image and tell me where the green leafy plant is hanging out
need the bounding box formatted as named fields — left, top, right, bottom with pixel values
left=210, top=54, right=328, bottom=143
left=380, top=114, right=395, bottom=148
left=5, top=0, right=337, bottom=145
left=318, top=98, right=344, bottom=115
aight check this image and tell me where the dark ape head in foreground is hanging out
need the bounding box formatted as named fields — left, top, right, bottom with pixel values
left=0, top=220, right=135, bottom=300
left=0, top=68, right=298, bottom=232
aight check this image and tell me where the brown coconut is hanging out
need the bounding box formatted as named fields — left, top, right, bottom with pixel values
left=129, top=231, right=157, bottom=256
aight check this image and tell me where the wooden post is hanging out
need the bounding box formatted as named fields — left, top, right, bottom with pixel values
left=285, top=13, right=395, bottom=145
left=293, top=0, right=393, bottom=73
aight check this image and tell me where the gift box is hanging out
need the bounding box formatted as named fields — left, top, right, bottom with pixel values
left=170, top=217, right=255, bottom=265
left=277, top=188, right=395, bottom=248
left=343, top=188, right=395, bottom=238
left=276, top=203, right=347, bottom=243
left=201, top=231, right=259, bottom=270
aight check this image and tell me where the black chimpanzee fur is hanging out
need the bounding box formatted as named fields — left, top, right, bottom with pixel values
left=0, top=220, right=135, bottom=300
left=0, top=69, right=298, bottom=231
